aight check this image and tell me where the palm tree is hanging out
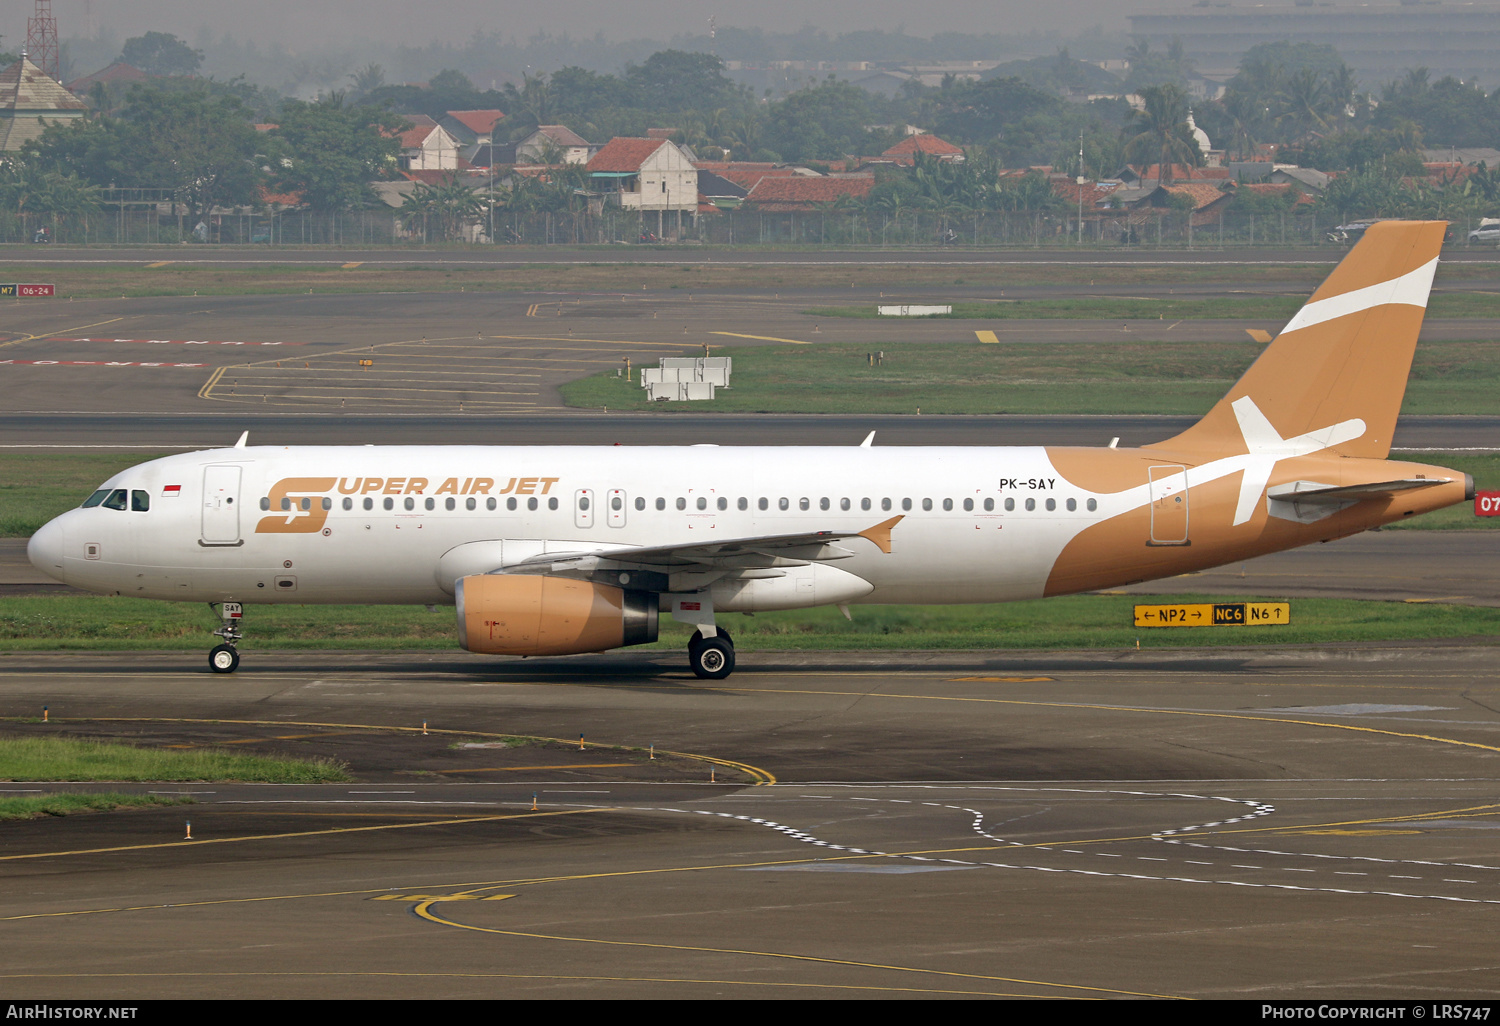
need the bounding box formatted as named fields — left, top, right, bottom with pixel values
left=1121, top=84, right=1201, bottom=184
left=1277, top=68, right=1333, bottom=139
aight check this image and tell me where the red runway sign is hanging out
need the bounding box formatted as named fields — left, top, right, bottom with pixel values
left=1477, top=491, right=1500, bottom=517
left=19, top=283, right=55, bottom=297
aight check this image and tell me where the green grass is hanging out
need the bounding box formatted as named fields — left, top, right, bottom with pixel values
left=0, top=792, right=193, bottom=820
left=0, top=451, right=177, bottom=537
left=806, top=292, right=1500, bottom=321
left=562, top=340, right=1500, bottom=417
left=0, top=592, right=1493, bottom=653
left=0, top=735, right=351, bottom=782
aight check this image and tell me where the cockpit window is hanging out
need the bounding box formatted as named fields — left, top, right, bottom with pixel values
left=100, top=489, right=128, bottom=511
left=81, top=489, right=110, bottom=508
left=131, top=490, right=150, bottom=512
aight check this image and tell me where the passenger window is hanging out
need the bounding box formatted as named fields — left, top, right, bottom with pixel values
left=677, top=497, right=687, bottom=510
left=465, top=497, right=475, bottom=511
left=579, top=496, right=590, bottom=511
left=779, top=497, right=789, bottom=511
left=1066, top=497, right=1076, bottom=512
left=1025, top=498, right=1036, bottom=511
left=424, top=498, right=435, bottom=511
left=507, top=497, right=517, bottom=511
left=840, top=498, right=851, bottom=511
left=656, top=497, right=666, bottom=510
left=259, top=496, right=270, bottom=511
left=717, top=496, right=727, bottom=511
left=861, top=498, right=870, bottom=511
left=281, top=497, right=292, bottom=511
left=943, top=498, right=953, bottom=511
left=921, top=498, right=932, bottom=512
left=321, top=497, right=332, bottom=511
left=819, top=497, right=830, bottom=511
left=902, top=498, right=912, bottom=512
left=383, top=497, right=394, bottom=511
left=881, top=498, right=891, bottom=511
left=445, top=498, right=455, bottom=511
left=82, top=489, right=110, bottom=508
left=612, top=496, right=623, bottom=511
left=738, top=497, right=748, bottom=511
left=1005, top=497, right=1015, bottom=511
left=962, top=498, right=973, bottom=512
left=799, top=497, right=810, bottom=511
left=131, top=490, right=150, bottom=512
left=364, top=497, right=374, bottom=511
left=1087, top=498, right=1098, bottom=512
left=300, top=497, right=312, bottom=511
left=343, top=497, right=353, bottom=511
left=759, top=497, right=768, bottom=511
left=984, top=497, right=994, bottom=512
left=487, top=498, right=497, bottom=510
left=404, top=497, right=415, bottom=511
left=1045, top=498, right=1056, bottom=512
left=635, top=497, right=645, bottom=511
left=548, top=497, right=558, bottom=511
left=697, top=497, right=707, bottom=510
left=527, top=497, right=538, bottom=511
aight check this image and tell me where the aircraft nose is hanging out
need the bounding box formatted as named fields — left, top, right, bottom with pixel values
left=27, top=516, right=67, bottom=582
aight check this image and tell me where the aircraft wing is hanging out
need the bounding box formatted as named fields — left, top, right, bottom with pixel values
left=498, top=516, right=904, bottom=586
left=1266, top=479, right=1452, bottom=505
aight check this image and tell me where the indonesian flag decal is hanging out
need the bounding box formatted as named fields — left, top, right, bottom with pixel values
left=162, top=484, right=182, bottom=497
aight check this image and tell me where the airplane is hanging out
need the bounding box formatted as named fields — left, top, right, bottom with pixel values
left=26, top=220, right=1473, bottom=679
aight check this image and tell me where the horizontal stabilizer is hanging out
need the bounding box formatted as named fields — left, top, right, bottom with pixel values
left=1265, top=478, right=1450, bottom=505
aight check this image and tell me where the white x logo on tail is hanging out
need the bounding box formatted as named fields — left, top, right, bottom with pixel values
left=1230, top=397, right=1366, bottom=526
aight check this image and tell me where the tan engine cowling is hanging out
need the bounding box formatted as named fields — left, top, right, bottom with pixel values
left=456, top=574, right=658, bottom=656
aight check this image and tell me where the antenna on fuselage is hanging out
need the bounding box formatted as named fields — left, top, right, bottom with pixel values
left=233, top=431, right=248, bottom=449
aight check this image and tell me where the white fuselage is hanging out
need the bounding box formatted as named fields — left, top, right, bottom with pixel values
left=30, top=444, right=1113, bottom=608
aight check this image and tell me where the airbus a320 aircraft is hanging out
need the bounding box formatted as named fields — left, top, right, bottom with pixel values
left=27, top=221, right=1473, bottom=679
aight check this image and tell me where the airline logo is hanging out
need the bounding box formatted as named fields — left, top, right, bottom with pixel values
left=256, top=478, right=337, bottom=534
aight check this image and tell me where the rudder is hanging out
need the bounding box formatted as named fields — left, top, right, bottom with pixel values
left=1148, top=220, right=1446, bottom=459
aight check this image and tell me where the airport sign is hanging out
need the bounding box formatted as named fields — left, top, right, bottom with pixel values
left=1134, top=602, right=1290, bottom=628
left=1477, top=491, right=1500, bottom=516
left=0, top=283, right=55, bottom=297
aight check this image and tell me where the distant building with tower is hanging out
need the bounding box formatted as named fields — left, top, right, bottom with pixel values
left=0, top=55, right=88, bottom=151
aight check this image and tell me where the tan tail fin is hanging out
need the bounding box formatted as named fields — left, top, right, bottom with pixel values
left=1148, top=220, right=1446, bottom=459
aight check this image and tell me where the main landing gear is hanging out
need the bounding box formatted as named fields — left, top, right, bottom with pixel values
left=688, top=628, right=734, bottom=680
left=208, top=601, right=243, bottom=674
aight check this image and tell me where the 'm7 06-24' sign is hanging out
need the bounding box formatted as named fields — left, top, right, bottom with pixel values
left=0, top=284, right=55, bottom=297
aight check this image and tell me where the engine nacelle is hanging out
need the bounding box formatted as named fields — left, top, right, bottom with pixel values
left=456, top=574, right=658, bottom=656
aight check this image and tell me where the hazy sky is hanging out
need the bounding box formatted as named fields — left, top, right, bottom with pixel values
left=18, top=0, right=1153, bottom=48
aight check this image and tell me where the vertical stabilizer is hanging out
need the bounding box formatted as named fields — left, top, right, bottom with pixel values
left=1147, top=220, right=1446, bottom=459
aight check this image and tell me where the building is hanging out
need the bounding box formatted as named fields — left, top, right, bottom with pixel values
left=586, top=137, right=699, bottom=235
left=742, top=174, right=875, bottom=212
left=1130, top=3, right=1500, bottom=90
left=394, top=115, right=460, bottom=171
left=881, top=134, right=966, bottom=165
left=0, top=55, right=88, bottom=151
left=439, top=109, right=505, bottom=155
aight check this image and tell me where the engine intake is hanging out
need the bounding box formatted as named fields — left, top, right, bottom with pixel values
left=456, top=574, right=658, bottom=656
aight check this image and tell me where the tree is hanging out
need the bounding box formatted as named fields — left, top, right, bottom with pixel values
left=270, top=97, right=405, bottom=211
left=400, top=175, right=486, bottom=242
left=28, top=85, right=263, bottom=225
left=1121, top=84, right=1202, bottom=183
left=348, top=64, right=385, bottom=102
left=625, top=51, right=739, bottom=112
left=120, top=32, right=202, bottom=77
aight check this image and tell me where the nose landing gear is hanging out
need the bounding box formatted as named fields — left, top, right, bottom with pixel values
left=208, top=601, right=243, bottom=674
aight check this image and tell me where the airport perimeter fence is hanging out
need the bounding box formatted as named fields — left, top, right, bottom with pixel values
left=0, top=206, right=1494, bottom=249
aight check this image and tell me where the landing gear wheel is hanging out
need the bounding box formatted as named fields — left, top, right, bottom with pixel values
left=689, top=635, right=735, bottom=680
left=688, top=628, right=731, bottom=656
left=208, top=644, right=240, bottom=674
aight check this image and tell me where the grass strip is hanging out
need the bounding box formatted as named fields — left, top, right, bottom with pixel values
left=0, top=735, right=352, bottom=782
left=0, top=592, right=1493, bottom=653
left=562, top=340, right=1500, bottom=417
left=806, top=292, right=1500, bottom=321
left=0, top=792, right=192, bottom=820
left=5, top=259, right=1496, bottom=302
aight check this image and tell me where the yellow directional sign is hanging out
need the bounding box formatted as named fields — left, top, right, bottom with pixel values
left=1133, top=602, right=1290, bottom=628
